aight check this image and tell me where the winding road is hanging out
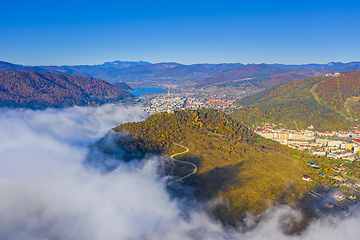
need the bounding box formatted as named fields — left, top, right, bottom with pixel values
left=168, top=143, right=197, bottom=183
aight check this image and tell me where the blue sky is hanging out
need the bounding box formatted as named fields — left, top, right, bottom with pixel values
left=1, top=0, right=359, bottom=65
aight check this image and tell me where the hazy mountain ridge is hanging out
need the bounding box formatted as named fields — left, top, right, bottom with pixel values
left=98, top=60, right=152, bottom=68
left=193, top=65, right=336, bottom=89
left=0, top=70, right=132, bottom=109
left=0, top=61, right=244, bottom=84
left=151, top=63, right=244, bottom=81
left=194, top=64, right=288, bottom=87
left=0, top=61, right=48, bottom=73
left=2, top=60, right=360, bottom=88
left=32, top=62, right=184, bottom=83
left=271, top=61, right=360, bottom=71
left=104, top=62, right=244, bottom=84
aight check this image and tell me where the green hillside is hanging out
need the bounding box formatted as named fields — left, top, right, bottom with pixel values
left=234, top=71, right=360, bottom=131
left=112, top=109, right=322, bottom=227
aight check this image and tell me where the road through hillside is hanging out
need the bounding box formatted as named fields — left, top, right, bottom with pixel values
left=169, top=143, right=197, bottom=183
left=310, top=82, right=321, bottom=105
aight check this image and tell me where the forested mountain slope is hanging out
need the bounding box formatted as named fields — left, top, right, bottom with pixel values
left=234, top=71, right=360, bottom=130
left=111, top=109, right=320, bottom=227
left=0, top=71, right=131, bottom=109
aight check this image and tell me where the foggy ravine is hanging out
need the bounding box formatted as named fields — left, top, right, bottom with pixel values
left=0, top=104, right=359, bottom=240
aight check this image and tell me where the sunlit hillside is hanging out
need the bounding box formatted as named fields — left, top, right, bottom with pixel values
left=234, top=71, right=360, bottom=131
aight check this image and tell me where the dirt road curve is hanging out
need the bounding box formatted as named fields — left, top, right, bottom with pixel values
left=169, top=143, right=197, bottom=183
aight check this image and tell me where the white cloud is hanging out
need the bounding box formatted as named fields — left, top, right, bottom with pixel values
left=0, top=104, right=359, bottom=240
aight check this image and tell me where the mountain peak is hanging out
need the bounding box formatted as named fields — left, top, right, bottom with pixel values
left=100, top=60, right=152, bottom=69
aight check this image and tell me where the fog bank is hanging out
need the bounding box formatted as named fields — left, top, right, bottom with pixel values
left=0, top=105, right=359, bottom=240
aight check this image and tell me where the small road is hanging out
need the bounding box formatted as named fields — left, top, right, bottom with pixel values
left=168, top=143, right=197, bottom=183
left=312, top=178, right=358, bottom=204
left=309, top=191, right=350, bottom=215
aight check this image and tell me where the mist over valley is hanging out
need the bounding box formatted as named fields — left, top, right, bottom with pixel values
left=0, top=104, right=360, bottom=239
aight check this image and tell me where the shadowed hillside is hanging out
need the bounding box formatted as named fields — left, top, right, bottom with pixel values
left=0, top=71, right=132, bottom=109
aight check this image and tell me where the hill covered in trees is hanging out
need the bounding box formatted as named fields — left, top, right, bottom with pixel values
left=0, top=71, right=132, bottom=109
left=189, top=65, right=333, bottom=99
left=113, top=82, right=133, bottom=91
left=197, top=68, right=333, bottom=96
left=111, top=109, right=321, bottom=228
left=234, top=71, right=360, bottom=131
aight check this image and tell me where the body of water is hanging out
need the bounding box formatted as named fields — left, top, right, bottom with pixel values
left=131, top=87, right=167, bottom=97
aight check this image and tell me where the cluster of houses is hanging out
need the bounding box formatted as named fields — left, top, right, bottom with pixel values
left=143, top=92, right=238, bottom=114
left=332, top=179, right=360, bottom=188
left=143, top=95, right=187, bottom=114
left=255, top=125, right=360, bottom=162
left=302, top=173, right=357, bottom=202
left=183, top=98, right=237, bottom=112
left=204, top=99, right=236, bottom=112
left=331, top=164, right=360, bottom=188
left=184, top=97, right=205, bottom=110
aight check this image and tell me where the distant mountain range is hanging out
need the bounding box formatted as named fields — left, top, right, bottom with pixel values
left=203, top=67, right=335, bottom=90
left=97, top=60, right=152, bottom=69
left=0, top=70, right=132, bottom=109
left=188, top=64, right=337, bottom=98
left=270, top=61, right=360, bottom=71
left=2, top=60, right=359, bottom=89
left=234, top=70, right=360, bottom=131
left=194, top=64, right=288, bottom=87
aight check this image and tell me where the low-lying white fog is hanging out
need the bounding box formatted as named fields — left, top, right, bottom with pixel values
left=0, top=105, right=359, bottom=240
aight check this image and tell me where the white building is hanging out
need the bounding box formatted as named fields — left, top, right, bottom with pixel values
left=327, top=140, right=343, bottom=148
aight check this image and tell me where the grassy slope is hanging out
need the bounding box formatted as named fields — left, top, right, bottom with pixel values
left=113, top=109, right=319, bottom=225
left=233, top=71, right=360, bottom=131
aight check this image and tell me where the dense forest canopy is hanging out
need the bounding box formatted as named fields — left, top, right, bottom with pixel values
left=0, top=70, right=131, bottom=108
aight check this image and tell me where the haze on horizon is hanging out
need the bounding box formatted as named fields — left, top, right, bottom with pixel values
left=1, top=0, right=360, bottom=66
